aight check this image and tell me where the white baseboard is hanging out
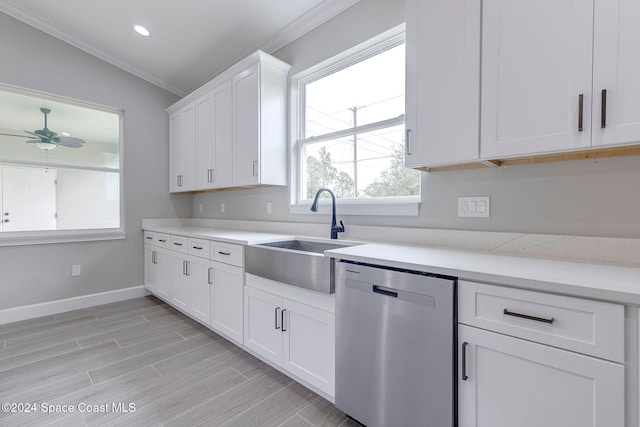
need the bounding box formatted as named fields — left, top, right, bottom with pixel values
left=0, top=286, right=150, bottom=325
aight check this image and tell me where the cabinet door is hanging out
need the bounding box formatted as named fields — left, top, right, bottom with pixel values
left=282, top=299, right=335, bottom=397
left=170, top=253, right=190, bottom=311
left=154, top=248, right=171, bottom=300
left=458, top=325, right=624, bottom=427
left=144, top=245, right=157, bottom=292
left=592, top=0, right=640, bottom=147
left=244, top=286, right=282, bottom=366
left=481, top=0, right=593, bottom=158
left=210, top=262, right=244, bottom=344
left=405, top=0, right=480, bottom=168
left=233, top=64, right=260, bottom=186
left=169, top=103, right=196, bottom=192
left=195, top=84, right=233, bottom=189
left=188, top=256, right=211, bottom=324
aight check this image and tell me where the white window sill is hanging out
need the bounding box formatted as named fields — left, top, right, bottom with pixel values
left=0, top=229, right=126, bottom=247
left=290, top=198, right=420, bottom=216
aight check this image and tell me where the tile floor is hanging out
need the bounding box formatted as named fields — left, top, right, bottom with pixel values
left=0, top=296, right=361, bottom=426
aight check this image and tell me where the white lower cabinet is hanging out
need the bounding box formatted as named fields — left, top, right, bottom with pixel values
left=210, top=261, right=244, bottom=344
left=244, top=285, right=335, bottom=397
left=170, top=252, right=211, bottom=324
left=458, top=281, right=625, bottom=427
left=458, top=324, right=624, bottom=427
left=144, top=245, right=171, bottom=300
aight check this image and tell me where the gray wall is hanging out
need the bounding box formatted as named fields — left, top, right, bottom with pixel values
left=192, top=0, right=640, bottom=239
left=0, top=13, right=191, bottom=310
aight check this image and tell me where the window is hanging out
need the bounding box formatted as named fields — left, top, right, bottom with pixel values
left=0, top=83, right=123, bottom=245
left=292, top=28, right=420, bottom=215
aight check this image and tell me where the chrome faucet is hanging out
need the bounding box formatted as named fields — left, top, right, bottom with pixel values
left=310, top=188, right=345, bottom=240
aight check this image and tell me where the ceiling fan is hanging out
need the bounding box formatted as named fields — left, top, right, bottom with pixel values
left=0, top=107, right=85, bottom=150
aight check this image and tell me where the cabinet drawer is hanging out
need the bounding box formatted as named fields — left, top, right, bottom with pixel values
left=188, top=238, right=210, bottom=258
left=170, top=235, right=189, bottom=254
left=212, top=242, right=244, bottom=267
left=458, top=281, right=624, bottom=362
left=144, top=231, right=170, bottom=248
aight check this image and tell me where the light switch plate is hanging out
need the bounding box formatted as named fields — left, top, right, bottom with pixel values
left=458, top=196, right=490, bottom=218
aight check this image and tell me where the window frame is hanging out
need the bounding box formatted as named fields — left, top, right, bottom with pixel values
left=289, top=24, right=420, bottom=216
left=0, top=83, right=125, bottom=246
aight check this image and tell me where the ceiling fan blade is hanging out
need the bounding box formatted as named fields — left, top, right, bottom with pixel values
left=0, top=132, right=30, bottom=138
left=24, top=130, right=45, bottom=139
left=55, top=136, right=85, bottom=145
left=57, top=141, right=84, bottom=148
left=25, top=139, right=42, bottom=144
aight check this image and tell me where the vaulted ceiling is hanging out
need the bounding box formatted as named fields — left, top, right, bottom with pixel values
left=0, top=0, right=360, bottom=96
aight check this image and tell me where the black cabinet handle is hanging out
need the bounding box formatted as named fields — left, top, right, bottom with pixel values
left=218, top=251, right=231, bottom=256
left=281, top=309, right=287, bottom=332
left=275, top=307, right=281, bottom=330
left=462, top=342, right=469, bottom=381
left=601, top=89, right=607, bottom=128
left=578, top=94, right=584, bottom=132
left=503, top=309, right=554, bottom=324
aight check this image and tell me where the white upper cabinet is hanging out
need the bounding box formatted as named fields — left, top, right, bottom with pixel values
left=592, top=0, right=640, bottom=147
left=405, top=0, right=481, bottom=168
left=195, top=83, right=233, bottom=190
left=167, top=51, right=290, bottom=193
left=406, top=0, right=640, bottom=169
left=480, top=0, right=594, bottom=158
left=233, top=61, right=289, bottom=187
left=169, top=103, right=196, bottom=192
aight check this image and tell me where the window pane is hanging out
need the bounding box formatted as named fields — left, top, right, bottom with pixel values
left=304, top=44, right=405, bottom=138
left=0, top=89, right=120, bottom=169
left=302, top=124, right=420, bottom=200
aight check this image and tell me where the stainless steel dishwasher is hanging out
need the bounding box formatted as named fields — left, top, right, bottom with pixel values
left=335, top=260, right=456, bottom=427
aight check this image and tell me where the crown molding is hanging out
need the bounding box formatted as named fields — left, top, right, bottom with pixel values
left=260, top=0, right=361, bottom=53
left=0, top=0, right=360, bottom=98
left=0, top=1, right=188, bottom=96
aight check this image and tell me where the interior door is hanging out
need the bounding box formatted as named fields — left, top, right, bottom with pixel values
left=1, top=165, right=57, bottom=232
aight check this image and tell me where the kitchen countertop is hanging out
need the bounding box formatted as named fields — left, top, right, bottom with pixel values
left=325, top=243, right=640, bottom=305
left=143, top=225, right=291, bottom=245
left=143, top=223, right=640, bottom=305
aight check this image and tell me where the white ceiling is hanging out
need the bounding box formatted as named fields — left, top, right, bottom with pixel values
left=0, top=0, right=360, bottom=97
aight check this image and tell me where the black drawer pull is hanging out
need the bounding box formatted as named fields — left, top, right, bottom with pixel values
left=173, top=242, right=183, bottom=246
left=193, top=246, right=203, bottom=250
left=218, top=251, right=231, bottom=256
left=503, top=309, right=554, bottom=324
left=158, top=239, right=166, bottom=243
left=146, top=236, right=153, bottom=239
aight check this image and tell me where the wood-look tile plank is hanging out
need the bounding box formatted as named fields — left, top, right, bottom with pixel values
left=76, top=311, right=198, bottom=349
left=0, top=340, right=80, bottom=372
left=4, top=315, right=149, bottom=356
left=0, top=314, right=97, bottom=342
left=151, top=339, right=235, bottom=377
left=281, top=414, right=315, bottom=427
left=52, top=296, right=164, bottom=321
left=297, top=396, right=350, bottom=427
left=165, top=370, right=293, bottom=427
left=98, top=368, right=248, bottom=427
left=87, top=332, right=214, bottom=385
left=220, top=381, right=317, bottom=427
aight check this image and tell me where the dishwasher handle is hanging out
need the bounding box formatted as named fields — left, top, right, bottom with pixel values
left=372, top=285, right=398, bottom=298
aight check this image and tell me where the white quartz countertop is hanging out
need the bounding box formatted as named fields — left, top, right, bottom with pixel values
left=143, top=225, right=291, bottom=245
left=326, top=243, right=640, bottom=304
left=143, top=223, right=640, bottom=305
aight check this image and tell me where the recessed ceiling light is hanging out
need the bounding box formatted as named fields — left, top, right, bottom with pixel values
left=134, top=25, right=150, bottom=37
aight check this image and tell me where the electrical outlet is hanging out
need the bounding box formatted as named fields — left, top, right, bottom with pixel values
left=458, top=196, right=490, bottom=218
left=266, top=201, right=272, bottom=214
left=72, top=264, right=81, bottom=277
left=220, top=202, right=225, bottom=214
left=199, top=203, right=203, bottom=213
